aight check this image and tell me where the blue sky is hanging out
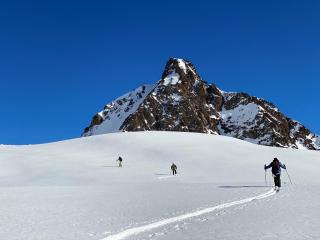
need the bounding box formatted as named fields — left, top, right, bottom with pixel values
left=1, top=0, right=319, bottom=144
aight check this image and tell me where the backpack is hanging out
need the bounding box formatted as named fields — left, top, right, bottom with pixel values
left=272, top=159, right=280, bottom=173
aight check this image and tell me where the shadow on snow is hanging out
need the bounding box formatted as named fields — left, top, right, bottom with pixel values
left=218, top=185, right=272, bottom=188
left=154, top=173, right=171, bottom=176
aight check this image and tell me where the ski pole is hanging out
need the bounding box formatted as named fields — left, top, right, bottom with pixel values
left=285, top=169, right=292, bottom=184
left=264, top=170, right=267, bottom=186
left=264, top=164, right=267, bottom=186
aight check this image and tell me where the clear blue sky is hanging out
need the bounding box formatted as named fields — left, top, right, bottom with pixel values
left=1, top=0, right=319, bottom=144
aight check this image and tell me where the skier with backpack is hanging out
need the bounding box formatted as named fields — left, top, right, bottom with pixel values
left=264, top=158, right=286, bottom=191
left=171, top=163, right=177, bottom=175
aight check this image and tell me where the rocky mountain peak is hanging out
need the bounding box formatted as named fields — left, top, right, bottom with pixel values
left=82, top=58, right=320, bottom=151
left=159, top=58, right=201, bottom=87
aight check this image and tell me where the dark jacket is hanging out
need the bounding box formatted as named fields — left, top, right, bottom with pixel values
left=171, top=164, right=177, bottom=170
left=265, top=159, right=286, bottom=176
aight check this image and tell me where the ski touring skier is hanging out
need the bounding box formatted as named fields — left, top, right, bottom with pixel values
left=117, top=156, right=123, bottom=167
left=171, top=163, right=177, bottom=175
left=264, top=158, right=286, bottom=192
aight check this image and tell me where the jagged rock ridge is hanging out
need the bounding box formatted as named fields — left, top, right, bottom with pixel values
left=83, top=58, right=319, bottom=150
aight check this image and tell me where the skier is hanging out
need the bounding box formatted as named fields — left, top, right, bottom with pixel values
left=171, top=163, right=177, bottom=175
left=264, top=158, right=286, bottom=191
left=117, top=156, right=123, bottom=167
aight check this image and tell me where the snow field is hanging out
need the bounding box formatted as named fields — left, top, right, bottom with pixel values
left=0, top=131, right=319, bottom=240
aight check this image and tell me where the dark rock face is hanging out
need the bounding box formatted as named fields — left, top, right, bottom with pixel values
left=120, top=58, right=223, bottom=134
left=287, top=119, right=319, bottom=150
left=83, top=58, right=319, bottom=150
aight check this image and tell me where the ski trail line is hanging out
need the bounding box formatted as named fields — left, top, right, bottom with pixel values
left=100, top=188, right=276, bottom=240
left=158, top=175, right=175, bottom=179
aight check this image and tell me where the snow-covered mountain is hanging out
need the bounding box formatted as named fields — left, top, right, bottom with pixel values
left=83, top=58, right=320, bottom=150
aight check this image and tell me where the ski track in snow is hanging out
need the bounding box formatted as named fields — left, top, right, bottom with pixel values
left=157, top=175, right=175, bottom=179
left=101, top=188, right=276, bottom=240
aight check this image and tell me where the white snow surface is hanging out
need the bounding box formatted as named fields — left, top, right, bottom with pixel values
left=85, top=85, right=155, bottom=136
left=177, top=59, right=187, bottom=74
left=170, top=93, right=182, bottom=102
left=163, top=70, right=180, bottom=86
left=0, top=132, right=320, bottom=240
left=220, top=102, right=260, bottom=126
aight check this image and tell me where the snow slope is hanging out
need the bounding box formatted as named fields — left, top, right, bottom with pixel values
left=83, top=84, right=155, bottom=136
left=0, top=132, right=319, bottom=240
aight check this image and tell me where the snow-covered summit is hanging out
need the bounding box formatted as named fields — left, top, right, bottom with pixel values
left=159, top=58, right=200, bottom=86
left=83, top=58, right=319, bottom=150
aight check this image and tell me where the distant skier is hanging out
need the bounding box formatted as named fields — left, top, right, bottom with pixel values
left=264, top=158, right=286, bottom=191
left=171, top=163, right=177, bottom=175
left=117, top=156, right=123, bottom=167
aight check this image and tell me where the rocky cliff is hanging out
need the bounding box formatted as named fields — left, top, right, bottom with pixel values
left=83, top=58, right=319, bottom=150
